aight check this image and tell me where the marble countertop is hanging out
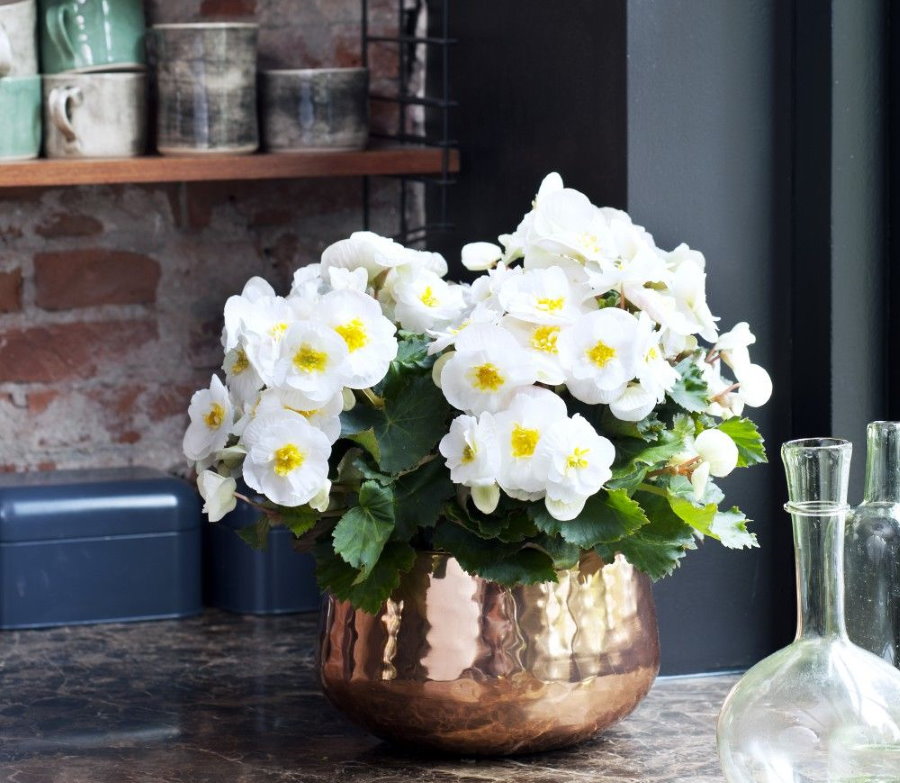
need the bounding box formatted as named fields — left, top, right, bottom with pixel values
left=0, top=610, right=735, bottom=783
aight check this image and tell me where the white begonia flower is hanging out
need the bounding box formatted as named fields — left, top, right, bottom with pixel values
left=232, top=295, right=306, bottom=386
left=197, top=470, right=237, bottom=522
left=497, top=266, right=596, bottom=325
left=315, top=289, right=398, bottom=389
left=440, top=324, right=538, bottom=414
left=223, top=347, right=264, bottom=409
left=256, top=387, right=343, bottom=444
left=461, top=241, right=502, bottom=271
left=628, top=256, right=718, bottom=341
left=471, top=483, right=501, bottom=515
left=327, top=266, right=369, bottom=293
left=467, top=262, right=522, bottom=313
left=427, top=304, right=501, bottom=355
left=609, top=382, right=658, bottom=423
left=241, top=411, right=332, bottom=507
left=183, top=375, right=234, bottom=463
left=289, top=264, right=325, bottom=304
left=321, top=230, right=412, bottom=280
left=222, top=276, right=277, bottom=353
left=501, top=316, right=566, bottom=386
left=682, top=428, right=740, bottom=499
left=494, top=387, right=568, bottom=495
left=392, top=268, right=467, bottom=333
left=541, top=414, right=615, bottom=521
left=701, top=358, right=744, bottom=420
left=273, top=321, right=350, bottom=406
left=439, top=413, right=500, bottom=488
left=558, top=308, right=642, bottom=405
left=631, top=313, right=680, bottom=408
left=431, top=351, right=454, bottom=387
left=528, top=186, right=616, bottom=265
left=714, top=322, right=772, bottom=409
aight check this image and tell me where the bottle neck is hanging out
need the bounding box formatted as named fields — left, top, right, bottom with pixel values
left=863, top=422, right=900, bottom=503
left=792, top=509, right=847, bottom=640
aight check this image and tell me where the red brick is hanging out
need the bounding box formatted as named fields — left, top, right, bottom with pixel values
left=199, top=0, right=256, bottom=18
left=0, top=269, right=22, bottom=312
left=147, top=385, right=194, bottom=422
left=0, top=224, right=23, bottom=241
left=35, top=213, right=103, bottom=239
left=27, top=389, right=60, bottom=415
left=34, top=249, right=160, bottom=310
left=116, top=430, right=142, bottom=444
left=250, top=208, right=295, bottom=228
left=0, top=320, right=157, bottom=383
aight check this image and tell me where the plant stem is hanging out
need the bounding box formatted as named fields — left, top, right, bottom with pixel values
left=637, top=482, right=668, bottom=497
left=358, top=387, right=385, bottom=409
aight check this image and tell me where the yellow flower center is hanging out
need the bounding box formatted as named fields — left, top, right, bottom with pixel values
left=536, top=297, right=565, bottom=312
left=334, top=318, right=369, bottom=353
left=587, top=340, right=617, bottom=368
left=510, top=425, right=540, bottom=458
left=286, top=406, right=317, bottom=419
left=530, top=325, right=560, bottom=354
left=461, top=444, right=477, bottom=464
left=579, top=232, right=602, bottom=255
left=273, top=444, right=305, bottom=476
left=203, top=403, right=225, bottom=429
left=293, top=344, right=328, bottom=374
left=566, top=447, right=590, bottom=471
left=269, top=322, right=289, bottom=338
left=232, top=350, right=250, bottom=375
left=470, top=363, right=505, bottom=392
left=419, top=286, right=439, bottom=307
left=646, top=346, right=658, bottom=361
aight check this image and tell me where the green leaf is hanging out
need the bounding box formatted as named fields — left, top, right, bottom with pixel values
left=668, top=356, right=710, bottom=413
left=271, top=505, right=319, bottom=538
left=432, top=520, right=557, bottom=586
left=392, top=458, right=455, bottom=540
left=666, top=489, right=718, bottom=536
left=332, top=481, right=395, bottom=580
left=347, top=429, right=381, bottom=462
left=374, top=372, right=451, bottom=473
left=716, top=418, right=768, bottom=467
left=709, top=507, right=758, bottom=549
left=531, top=489, right=649, bottom=548
left=315, top=539, right=417, bottom=615
left=531, top=534, right=582, bottom=570
left=392, top=333, right=436, bottom=370
left=236, top=514, right=270, bottom=550
left=596, top=491, right=696, bottom=579
left=599, top=407, right=666, bottom=442
left=608, top=414, right=696, bottom=492
left=340, top=404, right=381, bottom=436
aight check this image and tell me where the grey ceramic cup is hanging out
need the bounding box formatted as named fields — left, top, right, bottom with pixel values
left=152, top=22, right=259, bottom=156
left=0, top=0, right=38, bottom=77
left=261, top=68, right=369, bottom=152
left=0, top=74, right=41, bottom=160
left=42, top=72, right=147, bottom=158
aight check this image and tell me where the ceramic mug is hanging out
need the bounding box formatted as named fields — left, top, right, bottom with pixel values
left=0, top=0, right=38, bottom=77
left=42, top=72, right=146, bottom=158
left=261, top=68, right=369, bottom=153
left=0, top=75, right=41, bottom=161
left=39, top=0, right=146, bottom=74
left=153, top=22, right=258, bottom=156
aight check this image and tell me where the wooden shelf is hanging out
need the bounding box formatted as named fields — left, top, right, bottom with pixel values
left=0, top=146, right=460, bottom=188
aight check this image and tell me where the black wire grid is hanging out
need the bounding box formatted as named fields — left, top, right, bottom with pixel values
left=361, top=0, right=457, bottom=246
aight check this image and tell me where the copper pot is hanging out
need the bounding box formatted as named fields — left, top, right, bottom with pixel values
left=318, top=552, right=659, bottom=755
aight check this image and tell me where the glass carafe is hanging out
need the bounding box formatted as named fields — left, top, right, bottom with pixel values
left=845, top=421, right=900, bottom=666
left=717, top=438, right=900, bottom=782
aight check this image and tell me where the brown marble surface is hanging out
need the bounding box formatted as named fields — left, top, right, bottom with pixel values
left=0, top=610, right=735, bottom=782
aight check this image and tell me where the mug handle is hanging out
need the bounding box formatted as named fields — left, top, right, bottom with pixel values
left=0, top=24, right=11, bottom=77
left=49, top=85, right=83, bottom=147
left=45, top=4, right=77, bottom=62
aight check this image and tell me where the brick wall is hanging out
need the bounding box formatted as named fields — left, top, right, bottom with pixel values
left=0, top=0, right=414, bottom=473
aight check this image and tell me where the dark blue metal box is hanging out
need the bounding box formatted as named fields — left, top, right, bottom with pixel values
left=0, top=467, right=202, bottom=629
left=204, top=497, right=320, bottom=615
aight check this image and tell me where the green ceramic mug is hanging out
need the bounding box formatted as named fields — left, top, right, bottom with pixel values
left=39, top=0, right=146, bottom=74
left=0, top=75, right=42, bottom=161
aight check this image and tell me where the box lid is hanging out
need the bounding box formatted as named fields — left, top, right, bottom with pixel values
left=0, top=467, right=201, bottom=542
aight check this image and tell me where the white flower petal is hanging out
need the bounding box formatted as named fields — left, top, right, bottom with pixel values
left=198, top=470, right=237, bottom=522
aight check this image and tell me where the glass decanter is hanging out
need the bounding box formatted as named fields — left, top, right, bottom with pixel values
left=845, top=421, right=900, bottom=666
left=717, top=438, right=900, bottom=782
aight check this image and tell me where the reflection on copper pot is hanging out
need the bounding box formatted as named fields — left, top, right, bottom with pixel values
left=318, top=552, right=659, bottom=755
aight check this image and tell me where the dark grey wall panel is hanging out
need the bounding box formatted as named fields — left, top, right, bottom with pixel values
left=626, top=0, right=795, bottom=673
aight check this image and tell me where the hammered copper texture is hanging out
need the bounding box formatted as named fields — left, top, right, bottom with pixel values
left=319, top=554, right=660, bottom=755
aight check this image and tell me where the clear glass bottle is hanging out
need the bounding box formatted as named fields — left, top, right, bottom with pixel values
left=717, top=438, right=900, bottom=782
left=845, top=421, right=900, bottom=666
